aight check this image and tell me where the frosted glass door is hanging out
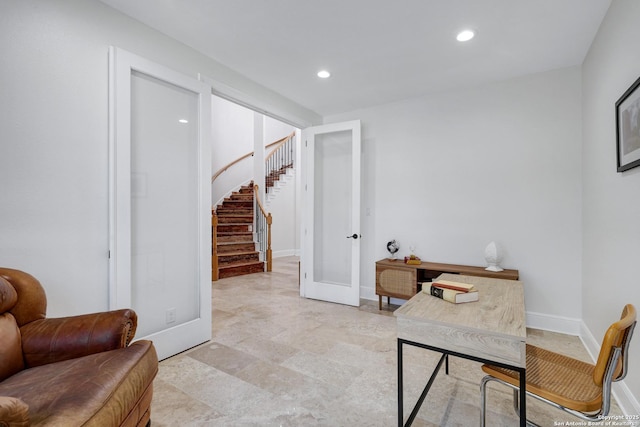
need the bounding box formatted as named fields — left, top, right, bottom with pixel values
left=313, top=131, right=352, bottom=285
left=109, top=47, right=211, bottom=360
left=301, top=121, right=361, bottom=306
left=130, top=71, right=199, bottom=337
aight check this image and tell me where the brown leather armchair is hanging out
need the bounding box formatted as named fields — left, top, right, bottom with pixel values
left=0, top=267, right=158, bottom=426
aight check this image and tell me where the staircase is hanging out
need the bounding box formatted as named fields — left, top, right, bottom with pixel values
left=265, top=162, right=294, bottom=203
left=266, top=162, right=293, bottom=190
left=212, top=131, right=296, bottom=280
left=214, top=183, right=264, bottom=279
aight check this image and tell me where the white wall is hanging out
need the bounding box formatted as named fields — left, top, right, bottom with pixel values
left=0, top=0, right=319, bottom=317
left=266, top=172, right=299, bottom=257
left=582, top=0, right=640, bottom=413
left=265, top=116, right=297, bottom=144
left=211, top=96, right=254, bottom=205
left=264, top=117, right=300, bottom=256
left=326, top=66, right=584, bottom=329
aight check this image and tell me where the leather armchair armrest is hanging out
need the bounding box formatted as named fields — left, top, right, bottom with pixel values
left=0, top=396, right=29, bottom=427
left=20, top=309, right=137, bottom=368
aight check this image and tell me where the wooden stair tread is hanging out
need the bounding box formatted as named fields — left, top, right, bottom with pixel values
left=217, top=241, right=254, bottom=245
left=218, top=259, right=263, bottom=267
left=217, top=236, right=253, bottom=240
left=218, top=259, right=265, bottom=278
left=218, top=250, right=259, bottom=257
left=217, top=244, right=256, bottom=253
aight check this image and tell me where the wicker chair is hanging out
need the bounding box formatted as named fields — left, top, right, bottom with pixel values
left=480, top=304, right=636, bottom=427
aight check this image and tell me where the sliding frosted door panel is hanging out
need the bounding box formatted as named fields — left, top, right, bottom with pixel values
left=130, top=71, right=199, bottom=337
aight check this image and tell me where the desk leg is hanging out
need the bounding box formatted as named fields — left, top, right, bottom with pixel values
left=398, top=339, right=447, bottom=427
left=519, top=368, right=526, bottom=427
left=397, top=339, right=404, bottom=427
left=405, top=353, right=447, bottom=426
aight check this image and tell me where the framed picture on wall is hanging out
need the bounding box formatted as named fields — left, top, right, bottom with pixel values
left=616, top=75, right=640, bottom=172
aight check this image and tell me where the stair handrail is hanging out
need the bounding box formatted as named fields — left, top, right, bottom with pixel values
left=253, top=184, right=272, bottom=273
left=211, top=131, right=296, bottom=185
left=265, top=131, right=295, bottom=162
left=211, top=152, right=253, bottom=185
left=265, top=131, right=295, bottom=190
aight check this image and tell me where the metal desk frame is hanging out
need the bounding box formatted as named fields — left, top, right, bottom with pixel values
left=397, top=339, right=526, bottom=426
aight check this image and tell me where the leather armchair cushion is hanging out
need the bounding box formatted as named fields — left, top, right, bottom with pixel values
left=0, top=340, right=157, bottom=426
left=20, top=309, right=137, bottom=368
left=0, top=313, right=24, bottom=381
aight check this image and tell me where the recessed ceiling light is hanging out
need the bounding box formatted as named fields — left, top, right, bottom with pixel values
left=178, top=119, right=189, bottom=123
left=456, top=29, right=475, bottom=42
left=317, top=70, right=331, bottom=79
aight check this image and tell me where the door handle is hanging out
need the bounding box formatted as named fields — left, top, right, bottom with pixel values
left=347, top=233, right=360, bottom=239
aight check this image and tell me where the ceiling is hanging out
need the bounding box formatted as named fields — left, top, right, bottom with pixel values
left=99, top=0, right=611, bottom=117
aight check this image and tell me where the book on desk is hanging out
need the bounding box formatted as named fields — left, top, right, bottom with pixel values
left=422, top=280, right=479, bottom=304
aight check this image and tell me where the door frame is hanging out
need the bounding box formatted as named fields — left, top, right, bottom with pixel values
left=108, top=46, right=212, bottom=360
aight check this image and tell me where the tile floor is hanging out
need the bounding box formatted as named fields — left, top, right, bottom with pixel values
left=151, top=256, right=623, bottom=426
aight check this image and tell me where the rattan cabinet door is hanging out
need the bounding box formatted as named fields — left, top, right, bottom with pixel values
left=376, top=264, right=416, bottom=300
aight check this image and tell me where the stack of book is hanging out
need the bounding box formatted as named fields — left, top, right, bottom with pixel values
left=422, top=279, right=478, bottom=304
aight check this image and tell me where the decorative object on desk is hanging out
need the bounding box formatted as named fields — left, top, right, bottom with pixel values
left=423, top=283, right=479, bottom=303
left=484, top=241, right=504, bottom=272
left=404, top=255, right=421, bottom=265
left=404, top=244, right=421, bottom=264
left=616, top=75, right=640, bottom=172
left=386, top=239, right=399, bottom=260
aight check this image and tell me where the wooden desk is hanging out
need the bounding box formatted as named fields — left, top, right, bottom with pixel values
left=394, top=273, right=527, bottom=427
left=376, top=258, right=519, bottom=309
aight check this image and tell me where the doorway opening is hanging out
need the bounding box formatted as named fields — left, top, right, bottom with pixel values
left=210, top=95, right=301, bottom=280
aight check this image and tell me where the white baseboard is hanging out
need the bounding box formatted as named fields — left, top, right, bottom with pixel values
left=361, top=286, right=377, bottom=301
left=525, top=311, right=582, bottom=336
left=273, top=249, right=299, bottom=258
